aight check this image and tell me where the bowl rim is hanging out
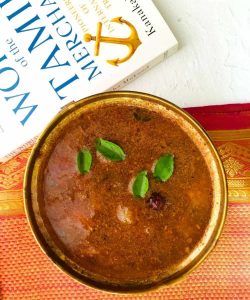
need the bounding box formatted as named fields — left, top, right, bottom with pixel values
left=23, top=91, right=228, bottom=294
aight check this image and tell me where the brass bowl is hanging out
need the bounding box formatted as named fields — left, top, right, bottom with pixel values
left=24, top=91, right=227, bottom=293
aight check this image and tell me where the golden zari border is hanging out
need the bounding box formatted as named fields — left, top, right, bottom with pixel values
left=208, top=128, right=250, bottom=141
left=208, top=129, right=250, bottom=204
left=0, top=129, right=249, bottom=216
left=0, top=190, right=24, bottom=216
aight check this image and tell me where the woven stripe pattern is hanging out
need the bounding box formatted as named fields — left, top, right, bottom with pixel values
left=0, top=203, right=249, bottom=300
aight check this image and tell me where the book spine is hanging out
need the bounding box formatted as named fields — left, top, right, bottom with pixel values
left=0, top=136, right=37, bottom=163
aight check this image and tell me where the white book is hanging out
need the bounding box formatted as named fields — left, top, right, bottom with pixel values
left=0, top=0, right=178, bottom=162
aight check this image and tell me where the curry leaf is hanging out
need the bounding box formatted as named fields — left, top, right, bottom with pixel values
left=153, top=154, right=174, bottom=182
left=96, top=138, right=125, bottom=161
left=77, top=149, right=92, bottom=174
left=132, top=171, right=149, bottom=198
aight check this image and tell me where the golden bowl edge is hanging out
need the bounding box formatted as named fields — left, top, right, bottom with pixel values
left=23, top=91, right=228, bottom=294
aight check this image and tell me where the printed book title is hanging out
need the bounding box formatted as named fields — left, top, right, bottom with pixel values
left=0, top=0, right=102, bottom=126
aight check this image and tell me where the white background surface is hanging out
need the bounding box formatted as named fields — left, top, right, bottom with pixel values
left=124, top=0, right=250, bottom=107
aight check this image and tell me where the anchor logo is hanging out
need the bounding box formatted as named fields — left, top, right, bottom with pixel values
left=84, top=17, right=142, bottom=66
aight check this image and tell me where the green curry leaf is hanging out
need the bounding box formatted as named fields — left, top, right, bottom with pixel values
left=77, top=149, right=92, bottom=174
left=153, top=154, right=174, bottom=182
left=132, top=171, right=149, bottom=198
left=96, top=138, right=125, bottom=161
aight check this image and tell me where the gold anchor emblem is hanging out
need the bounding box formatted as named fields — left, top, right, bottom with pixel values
left=84, top=17, right=142, bottom=66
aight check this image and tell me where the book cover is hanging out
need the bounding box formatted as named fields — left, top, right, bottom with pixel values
left=0, top=0, right=178, bottom=162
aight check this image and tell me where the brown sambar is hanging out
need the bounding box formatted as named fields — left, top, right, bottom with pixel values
left=24, top=92, right=227, bottom=293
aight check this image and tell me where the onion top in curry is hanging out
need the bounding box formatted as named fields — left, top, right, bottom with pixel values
left=42, top=101, right=213, bottom=283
